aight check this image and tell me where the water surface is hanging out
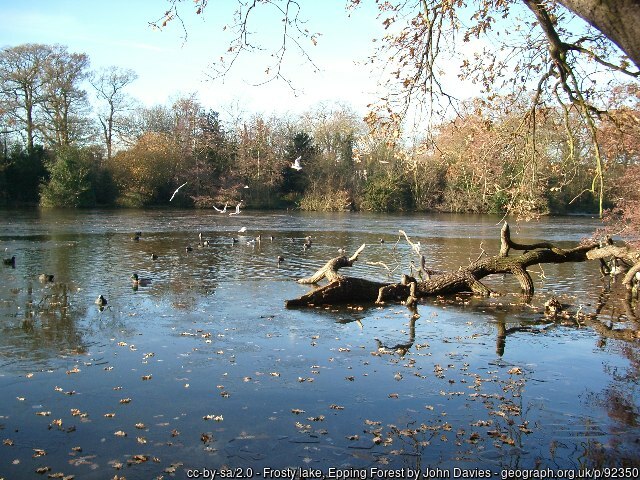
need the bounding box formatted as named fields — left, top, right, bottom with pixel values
left=0, top=209, right=638, bottom=478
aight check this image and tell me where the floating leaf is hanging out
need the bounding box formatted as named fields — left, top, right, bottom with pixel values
left=203, top=414, right=223, bottom=421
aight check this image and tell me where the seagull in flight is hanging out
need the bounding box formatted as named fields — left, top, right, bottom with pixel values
left=229, top=201, right=243, bottom=216
left=213, top=202, right=228, bottom=213
left=291, top=156, right=302, bottom=171
left=169, top=182, right=187, bottom=201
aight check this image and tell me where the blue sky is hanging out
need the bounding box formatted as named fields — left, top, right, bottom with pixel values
left=0, top=0, right=384, bottom=117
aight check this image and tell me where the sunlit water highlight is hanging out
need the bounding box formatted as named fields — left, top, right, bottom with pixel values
left=0, top=209, right=638, bottom=478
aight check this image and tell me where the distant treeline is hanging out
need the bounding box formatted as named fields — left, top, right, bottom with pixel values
left=1, top=44, right=638, bottom=215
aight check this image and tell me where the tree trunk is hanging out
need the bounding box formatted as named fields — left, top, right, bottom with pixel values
left=557, top=0, right=640, bottom=69
left=286, top=223, right=637, bottom=308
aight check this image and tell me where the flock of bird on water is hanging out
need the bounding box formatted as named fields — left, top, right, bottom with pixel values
left=2, top=156, right=311, bottom=310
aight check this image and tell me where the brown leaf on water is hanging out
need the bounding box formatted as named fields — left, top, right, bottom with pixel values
left=136, top=436, right=147, bottom=444
left=35, top=466, right=51, bottom=474
left=388, top=393, right=399, bottom=398
left=141, top=375, right=152, bottom=381
left=3, top=438, right=14, bottom=446
left=345, top=376, right=355, bottom=381
left=307, top=415, right=324, bottom=422
left=114, top=430, right=127, bottom=437
left=171, top=429, right=180, bottom=437
left=329, top=404, right=344, bottom=410
left=66, top=367, right=80, bottom=375
left=119, top=398, right=131, bottom=404
left=201, top=433, right=213, bottom=443
left=346, top=434, right=359, bottom=441
left=51, top=419, right=63, bottom=427
left=104, top=413, right=115, bottom=418
left=269, top=372, right=280, bottom=377
left=291, top=409, right=305, bottom=415
left=33, top=448, right=47, bottom=458
left=127, top=454, right=149, bottom=465
left=35, top=411, right=51, bottom=416
left=54, top=386, right=63, bottom=392
left=165, top=462, right=184, bottom=473
left=135, top=423, right=146, bottom=429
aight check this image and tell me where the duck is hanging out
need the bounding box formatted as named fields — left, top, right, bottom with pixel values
left=277, top=255, right=285, bottom=265
left=38, top=274, right=54, bottom=282
left=131, top=273, right=151, bottom=287
left=3, top=255, right=15, bottom=266
left=185, top=246, right=193, bottom=252
left=95, top=295, right=107, bottom=307
left=151, top=253, right=158, bottom=260
left=231, top=237, right=238, bottom=244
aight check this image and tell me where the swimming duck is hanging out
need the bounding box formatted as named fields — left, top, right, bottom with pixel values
left=95, top=295, right=107, bottom=307
left=3, top=255, right=16, bottom=267
left=38, top=274, right=54, bottom=282
left=277, top=255, right=285, bottom=265
left=185, top=246, right=193, bottom=252
left=151, top=253, right=158, bottom=260
left=131, top=273, right=151, bottom=287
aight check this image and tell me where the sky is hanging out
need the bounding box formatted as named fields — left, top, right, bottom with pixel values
left=0, top=0, right=386, bottom=119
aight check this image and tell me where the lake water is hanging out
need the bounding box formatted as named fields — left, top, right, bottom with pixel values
left=0, top=209, right=638, bottom=478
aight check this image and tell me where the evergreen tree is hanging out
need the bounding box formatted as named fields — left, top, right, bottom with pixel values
left=40, top=146, right=95, bottom=207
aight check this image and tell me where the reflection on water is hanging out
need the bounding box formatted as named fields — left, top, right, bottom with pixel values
left=0, top=209, right=639, bottom=477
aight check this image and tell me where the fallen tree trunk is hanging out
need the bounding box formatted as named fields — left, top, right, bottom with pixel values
left=285, top=222, right=638, bottom=308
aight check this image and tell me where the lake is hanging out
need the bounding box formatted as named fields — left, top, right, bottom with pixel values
left=0, top=209, right=638, bottom=479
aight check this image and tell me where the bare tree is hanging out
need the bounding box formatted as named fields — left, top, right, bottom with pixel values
left=0, top=44, right=52, bottom=152
left=91, top=66, right=138, bottom=161
left=39, top=45, right=91, bottom=147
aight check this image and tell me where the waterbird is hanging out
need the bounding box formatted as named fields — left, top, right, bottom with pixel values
left=131, top=273, right=151, bottom=287
left=38, top=274, right=54, bottom=282
left=291, top=156, right=302, bottom=171
left=3, top=255, right=15, bottom=266
left=238, top=227, right=247, bottom=233
left=151, top=253, right=158, bottom=260
left=185, top=246, right=193, bottom=252
left=231, top=237, right=239, bottom=244
left=277, top=255, right=285, bottom=265
left=169, top=182, right=187, bottom=202
left=95, top=295, right=107, bottom=307
left=213, top=202, right=228, bottom=213
left=229, top=201, right=243, bottom=216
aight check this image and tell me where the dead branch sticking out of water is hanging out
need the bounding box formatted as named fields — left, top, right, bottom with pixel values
left=285, top=223, right=639, bottom=308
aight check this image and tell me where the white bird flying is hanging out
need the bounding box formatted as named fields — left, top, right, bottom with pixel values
left=229, top=201, right=243, bottom=216
left=169, top=182, right=187, bottom=202
left=291, top=156, right=302, bottom=171
left=213, top=202, right=228, bottom=213
left=238, top=226, right=247, bottom=233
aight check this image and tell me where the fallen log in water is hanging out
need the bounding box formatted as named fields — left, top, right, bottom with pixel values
left=285, top=222, right=640, bottom=308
